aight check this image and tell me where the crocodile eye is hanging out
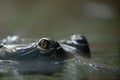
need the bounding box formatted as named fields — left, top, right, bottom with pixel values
left=39, top=39, right=50, bottom=49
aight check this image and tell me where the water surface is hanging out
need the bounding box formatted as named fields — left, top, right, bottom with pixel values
left=0, top=36, right=120, bottom=80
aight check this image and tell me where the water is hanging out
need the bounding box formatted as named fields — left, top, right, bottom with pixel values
left=0, top=0, right=120, bottom=80
left=0, top=55, right=119, bottom=80
left=0, top=36, right=120, bottom=80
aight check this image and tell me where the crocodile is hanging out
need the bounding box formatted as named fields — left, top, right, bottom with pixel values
left=0, top=34, right=91, bottom=62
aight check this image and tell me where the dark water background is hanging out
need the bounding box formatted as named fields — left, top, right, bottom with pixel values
left=0, top=0, right=120, bottom=80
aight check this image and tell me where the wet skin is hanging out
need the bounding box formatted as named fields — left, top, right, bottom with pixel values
left=0, top=34, right=91, bottom=62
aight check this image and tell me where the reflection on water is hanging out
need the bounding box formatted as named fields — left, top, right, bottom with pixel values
left=0, top=60, right=23, bottom=80
left=66, top=56, right=120, bottom=80
left=0, top=36, right=120, bottom=80
left=0, top=56, right=120, bottom=80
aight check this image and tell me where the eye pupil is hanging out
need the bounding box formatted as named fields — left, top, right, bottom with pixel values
left=39, top=39, right=49, bottom=49
left=42, top=42, right=47, bottom=48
